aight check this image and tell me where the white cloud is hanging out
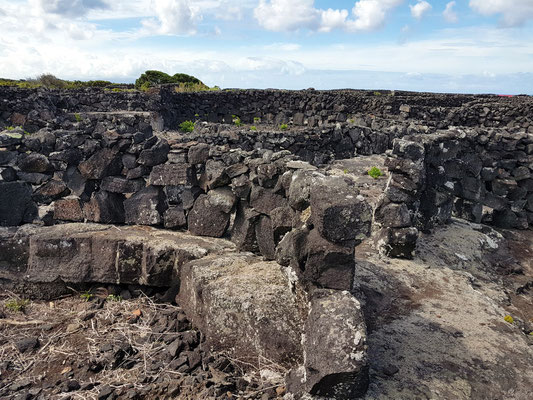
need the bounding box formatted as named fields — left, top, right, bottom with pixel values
left=141, top=0, right=200, bottom=35
left=348, top=0, right=403, bottom=31
left=35, top=0, right=109, bottom=17
left=254, top=0, right=403, bottom=33
left=319, top=8, right=349, bottom=32
left=410, top=1, right=432, bottom=20
left=253, top=0, right=320, bottom=32
left=263, top=42, right=302, bottom=51
left=443, top=1, right=458, bottom=23
left=469, top=0, right=533, bottom=27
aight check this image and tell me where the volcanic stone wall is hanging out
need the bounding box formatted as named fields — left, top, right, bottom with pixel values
left=1, top=86, right=533, bottom=263
left=2, top=86, right=533, bottom=132
left=1, top=110, right=377, bottom=291
left=375, top=127, right=533, bottom=258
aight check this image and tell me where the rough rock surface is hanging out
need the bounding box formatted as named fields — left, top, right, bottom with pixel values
left=177, top=254, right=305, bottom=368
left=0, top=223, right=235, bottom=290
left=187, top=194, right=231, bottom=237
left=287, top=289, right=369, bottom=399
left=0, top=181, right=37, bottom=226
left=355, top=219, right=533, bottom=400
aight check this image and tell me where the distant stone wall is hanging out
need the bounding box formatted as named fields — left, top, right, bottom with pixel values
left=2, top=86, right=532, bottom=133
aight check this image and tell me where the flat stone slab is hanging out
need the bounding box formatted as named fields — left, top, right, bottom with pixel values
left=0, top=223, right=235, bottom=287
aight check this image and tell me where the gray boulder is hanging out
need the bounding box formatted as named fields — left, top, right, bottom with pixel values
left=303, top=229, right=355, bottom=290
left=83, top=191, right=125, bottom=224
left=0, top=182, right=37, bottom=226
left=310, top=177, right=372, bottom=245
left=124, top=186, right=167, bottom=225
left=138, top=138, right=169, bottom=166
left=176, top=254, right=304, bottom=368
left=188, top=194, right=230, bottom=237
left=287, top=289, right=369, bottom=399
left=148, top=163, right=196, bottom=186
left=78, top=149, right=122, bottom=179
left=17, top=153, right=52, bottom=173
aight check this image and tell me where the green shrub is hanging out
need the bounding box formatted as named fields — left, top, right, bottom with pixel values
left=5, top=298, right=30, bottom=312
left=250, top=126, right=257, bottom=131
left=504, top=315, right=514, bottom=324
left=174, top=82, right=219, bottom=93
left=179, top=120, right=195, bottom=133
left=368, top=167, right=383, bottom=179
left=1, top=75, right=113, bottom=89
left=280, top=124, right=288, bottom=130
left=80, top=292, right=93, bottom=302
left=253, top=117, right=261, bottom=123
left=74, top=113, right=82, bottom=122
left=232, top=115, right=242, bottom=127
left=135, top=70, right=202, bottom=89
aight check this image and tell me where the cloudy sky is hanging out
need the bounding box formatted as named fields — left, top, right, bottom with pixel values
left=0, top=0, right=532, bottom=93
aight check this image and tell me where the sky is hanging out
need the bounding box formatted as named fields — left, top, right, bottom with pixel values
left=0, top=0, right=532, bottom=94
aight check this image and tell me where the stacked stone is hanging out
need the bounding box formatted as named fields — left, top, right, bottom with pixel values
left=4, top=86, right=532, bottom=136
left=374, top=127, right=533, bottom=259
left=421, top=128, right=533, bottom=230
left=374, top=139, right=426, bottom=259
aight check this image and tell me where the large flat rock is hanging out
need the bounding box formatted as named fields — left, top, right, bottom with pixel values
left=0, top=223, right=235, bottom=287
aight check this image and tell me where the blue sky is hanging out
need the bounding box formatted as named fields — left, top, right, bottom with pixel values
left=0, top=0, right=532, bottom=94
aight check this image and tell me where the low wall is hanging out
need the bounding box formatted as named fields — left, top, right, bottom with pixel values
left=1, top=112, right=378, bottom=291
left=375, top=128, right=533, bottom=257
left=2, top=86, right=532, bottom=134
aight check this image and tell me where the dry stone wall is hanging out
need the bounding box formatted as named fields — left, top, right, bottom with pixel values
left=375, top=127, right=533, bottom=258
left=1, top=86, right=533, bottom=399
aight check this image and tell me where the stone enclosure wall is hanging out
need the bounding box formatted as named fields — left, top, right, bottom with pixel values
left=1, top=86, right=533, bottom=399
left=374, top=127, right=533, bottom=258
left=1, top=86, right=533, bottom=263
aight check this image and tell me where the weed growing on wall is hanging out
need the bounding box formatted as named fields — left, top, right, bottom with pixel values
left=179, top=121, right=195, bottom=132
left=368, top=167, right=383, bottom=179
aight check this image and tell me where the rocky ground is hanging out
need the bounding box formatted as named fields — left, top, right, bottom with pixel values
left=356, top=219, right=533, bottom=400
left=1, top=219, right=532, bottom=400
left=0, top=289, right=286, bottom=400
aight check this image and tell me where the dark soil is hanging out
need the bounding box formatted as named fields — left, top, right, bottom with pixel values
left=0, top=288, right=286, bottom=400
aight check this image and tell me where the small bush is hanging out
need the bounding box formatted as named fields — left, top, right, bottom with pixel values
left=179, top=120, right=195, bottom=133
left=74, top=113, right=82, bottom=122
left=232, top=115, right=242, bottom=127
left=250, top=126, right=257, bottom=131
left=368, top=167, right=383, bottom=179
left=253, top=117, right=261, bottom=123
left=5, top=298, right=30, bottom=312
left=504, top=315, right=514, bottom=324
left=107, top=294, right=122, bottom=302
left=280, top=124, right=288, bottom=130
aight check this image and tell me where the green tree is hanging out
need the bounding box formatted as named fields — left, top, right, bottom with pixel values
left=135, top=70, right=204, bottom=89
